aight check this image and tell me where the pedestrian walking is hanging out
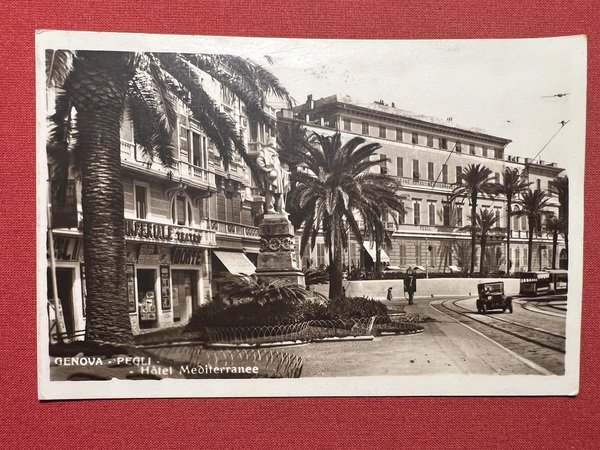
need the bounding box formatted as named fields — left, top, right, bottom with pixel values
left=404, top=268, right=416, bottom=305
left=387, top=286, right=393, bottom=302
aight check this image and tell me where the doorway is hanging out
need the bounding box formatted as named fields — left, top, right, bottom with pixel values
left=171, top=270, right=197, bottom=323
left=47, top=267, right=76, bottom=336
left=137, top=268, right=158, bottom=329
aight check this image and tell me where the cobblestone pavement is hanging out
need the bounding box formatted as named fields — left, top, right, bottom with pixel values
left=283, top=296, right=542, bottom=377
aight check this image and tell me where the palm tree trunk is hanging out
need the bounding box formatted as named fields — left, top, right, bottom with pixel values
left=552, top=231, right=558, bottom=269
left=470, top=192, right=477, bottom=275
left=375, top=240, right=382, bottom=274
left=69, top=52, right=133, bottom=344
left=328, top=232, right=344, bottom=300
left=506, top=197, right=512, bottom=274
left=527, top=219, right=534, bottom=272
left=480, top=238, right=486, bottom=276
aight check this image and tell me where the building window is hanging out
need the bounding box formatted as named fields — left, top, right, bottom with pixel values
left=172, top=194, right=193, bottom=226
left=513, top=206, right=520, bottom=231
left=442, top=164, right=448, bottom=184
left=412, top=132, right=419, bottom=145
left=135, top=184, right=148, bottom=219
left=427, top=135, right=434, bottom=147
left=495, top=209, right=501, bottom=225
left=443, top=204, right=450, bottom=226
left=440, top=138, right=448, bottom=150
left=415, top=243, right=422, bottom=265
left=413, top=160, right=420, bottom=179
left=457, top=206, right=463, bottom=227
left=343, top=118, right=351, bottom=131
left=515, top=248, right=520, bottom=269
left=523, top=247, right=528, bottom=268
left=537, top=179, right=541, bottom=191
left=396, top=157, right=403, bottom=177
left=316, top=243, right=326, bottom=268
left=429, top=203, right=436, bottom=226
left=413, top=201, right=421, bottom=225
left=379, top=125, right=386, bottom=138
left=399, top=244, right=406, bottom=266
left=428, top=162, right=435, bottom=181
left=362, top=122, right=370, bottom=135
left=399, top=201, right=406, bottom=224
left=470, top=143, right=476, bottom=155
left=396, top=128, right=403, bottom=141
left=455, top=141, right=461, bottom=152
left=456, top=166, right=463, bottom=184
left=190, top=130, right=207, bottom=168
left=380, top=154, right=388, bottom=174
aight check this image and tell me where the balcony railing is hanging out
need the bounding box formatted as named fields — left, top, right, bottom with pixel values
left=125, top=218, right=216, bottom=247
left=399, top=177, right=454, bottom=191
left=208, top=219, right=259, bottom=238
left=121, top=140, right=216, bottom=189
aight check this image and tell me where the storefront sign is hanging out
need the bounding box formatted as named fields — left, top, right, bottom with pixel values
left=172, top=247, right=203, bottom=265
left=160, top=265, right=171, bottom=310
left=126, top=264, right=136, bottom=313
left=137, top=244, right=160, bottom=264
left=125, top=219, right=210, bottom=245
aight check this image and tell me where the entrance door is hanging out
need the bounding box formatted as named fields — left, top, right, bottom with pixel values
left=171, top=270, right=197, bottom=323
left=137, top=269, right=158, bottom=329
left=47, top=268, right=76, bottom=336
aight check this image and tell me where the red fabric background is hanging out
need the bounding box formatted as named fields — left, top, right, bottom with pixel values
left=1, top=1, right=598, bottom=448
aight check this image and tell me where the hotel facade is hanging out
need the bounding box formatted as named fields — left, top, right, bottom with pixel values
left=280, top=95, right=566, bottom=276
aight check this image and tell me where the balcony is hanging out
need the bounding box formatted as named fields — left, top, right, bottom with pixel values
left=125, top=218, right=216, bottom=247
left=208, top=219, right=259, bottom=239
left=398, top=177, right=454, bottom=191
left=121, top=140, right=216, bottom=191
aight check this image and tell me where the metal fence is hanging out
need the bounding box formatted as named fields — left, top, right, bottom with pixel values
left=145, top=345, right=304, bottom=378
left=203, top=316, right=424, bottom=346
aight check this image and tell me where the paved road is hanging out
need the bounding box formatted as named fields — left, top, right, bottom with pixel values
left=284, top=296, right=564, bottom=377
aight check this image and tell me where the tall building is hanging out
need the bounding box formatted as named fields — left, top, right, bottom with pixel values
left=46, top=72, right=274, bottom=338
left=279, top=94, right=566, bottom=274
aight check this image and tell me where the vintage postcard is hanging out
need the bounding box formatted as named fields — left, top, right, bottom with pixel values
left=37, top=30, right=586, bottom=399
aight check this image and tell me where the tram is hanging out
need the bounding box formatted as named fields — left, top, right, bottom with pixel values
left=519, top=271, right=550, bottom=296
left=519, top=270, right=568, bottom=296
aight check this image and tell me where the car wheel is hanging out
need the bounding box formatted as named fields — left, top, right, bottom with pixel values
left=502, top=307, right=507, bottom=313
left=508, top=303, right=513, bottom=313
left=481, top=304, right=487, bottom=314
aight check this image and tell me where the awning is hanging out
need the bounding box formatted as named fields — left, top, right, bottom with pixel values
left=362, top=242, right=390, bottom=264
left=213, top=251, right=256, bottom=275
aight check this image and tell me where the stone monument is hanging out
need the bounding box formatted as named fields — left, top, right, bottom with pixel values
left=255, top=138, right=305, bottom=287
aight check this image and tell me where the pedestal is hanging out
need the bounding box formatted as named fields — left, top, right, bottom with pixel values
left=255, top=213, right=305, bottom=287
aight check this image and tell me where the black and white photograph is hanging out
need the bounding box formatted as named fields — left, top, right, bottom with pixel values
left=36, top=31, right=585, bottom=399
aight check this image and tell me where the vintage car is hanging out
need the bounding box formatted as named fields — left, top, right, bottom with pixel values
left=476, top=282, right=513, bottom=314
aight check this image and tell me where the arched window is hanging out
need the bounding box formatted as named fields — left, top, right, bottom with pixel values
left=171, top=194, right=194, bottom=226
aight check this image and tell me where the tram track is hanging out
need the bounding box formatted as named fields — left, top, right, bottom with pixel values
left=434, top=299, right=566, bottom=355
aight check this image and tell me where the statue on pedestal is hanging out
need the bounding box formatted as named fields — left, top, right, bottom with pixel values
left=256, top=137, right=290, bottom=215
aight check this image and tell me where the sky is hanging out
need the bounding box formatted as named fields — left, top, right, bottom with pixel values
left=40, top=32, right=588, bottom=175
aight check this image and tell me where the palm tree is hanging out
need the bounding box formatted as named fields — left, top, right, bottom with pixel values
left=46, top=50, right=291, bottom=344
left=545, top=213, right=564, bottom=269
left=549, top=175, right=569, bottom=256
left=449, top=163, right=497, bottom=275
left=514, top=189, right=551, bottom=271
left=470, top=209, right=501, bottom=275
left=497, top=168, right=531, bottom=274
left=436, top=203, right=463, bottom=272
left=288, top=132, right=405, bottom=299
